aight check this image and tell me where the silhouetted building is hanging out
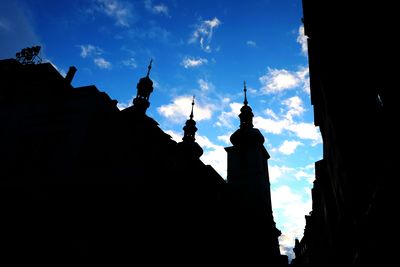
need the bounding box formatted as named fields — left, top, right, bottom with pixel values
left=225, top=83, right=286, bottom=266
left=292, top=1, right=396, bottom=266
left=0, top=57, right=286, bottom=265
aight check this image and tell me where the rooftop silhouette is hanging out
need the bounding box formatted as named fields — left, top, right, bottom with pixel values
left=1, top=2, right=396, bottom=264
left=0, top=56, right=287, bottom=266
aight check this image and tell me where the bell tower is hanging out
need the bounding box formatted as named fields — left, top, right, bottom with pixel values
left=225, top=82, right=283, bottom=265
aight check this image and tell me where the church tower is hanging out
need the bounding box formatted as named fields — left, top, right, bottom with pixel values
left=132, top=59, right=154, bottom=114
left=176, top=96, right=203, bottom=159
left=225, top=82, right=284, bottom=265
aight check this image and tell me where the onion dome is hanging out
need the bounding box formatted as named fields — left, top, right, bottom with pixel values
left=177, top=96, right=203, bottom=159
left=230, top=81, right=265, bottom=146
left=132, top=59, right=154, bottom=113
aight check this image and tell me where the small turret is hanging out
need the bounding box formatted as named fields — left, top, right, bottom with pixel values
left=132, top=59, right=154, bottom=114
left=177, top=96, right=203, bottom=159
left=230, top=81, right=264, bottom=146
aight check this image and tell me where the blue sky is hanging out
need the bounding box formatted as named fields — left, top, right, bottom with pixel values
left=0, top=0, right=322, bottom=260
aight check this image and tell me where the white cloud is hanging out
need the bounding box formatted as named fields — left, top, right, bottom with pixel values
left=259, top=68, right=300, bottom=94
left=96, top=0, right=133, bottom=27
left=253, top=116, right=288, bottom=135
left=196, top=134, right=218, bottom=149
left=153, top=4, right=169, bottom=16
left=271, top=185, right=312, bottom=261
left=164, top=130, right=227, bottom=179
left=279, top=232, right=297, bottom=261
left=122, top=57, right=137, bottom=68
left=202, top=145, right=227, bottom=179
left=215, top=102, right=242, bottom=128
left=252, top=95, right=321, bottom=142
left=286, top=122, right=322, bottom=142
left=269, top=165, right=294, bottom=183
left=94, top=57, right=112, bottom=69
left=181, top=57, right=208, bottom=68
left=189, top=17, right=221, bottom=52
left=165, top=130, right=182, bottom=142
left=258, top=66, right=310, bottom=95
left=196, top=134, right=227, bottom=179
left=157, top=95, right=213, bottom=123
left=217, top=135, right=231, bottom=145
left=283, top=96, right=303, bottom=113
left=222, top=97, right=231, bottom=103
left=78, top=44, right=114, bottom=70
left=144, top=0, right=170, bottom=17
left=305, top=163, right=315, bottom=170
left=79, top=44, right=103, bottom=58
left=278, top=140, right=303, bottom=155
left=198, top=79, right=214, bottom=91
left=297, top=66, right=310, bottom=94
left=295, top=170, right=315, bottom=184
left=297, top=25, right=308, bottom=56
left=246, top=40, right=257, bottom=47
left=117, top=102, right=129, bottom=110
left=116, top=95, right=135, bottom=110
left=283, top=96, right=305, bottom=122
left=264, top=108, right=279, bottom=120
left=247, top=87, right=257, bottom=94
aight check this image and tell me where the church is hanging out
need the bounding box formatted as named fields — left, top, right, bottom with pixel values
left=0, top=54, right=288, bottom=265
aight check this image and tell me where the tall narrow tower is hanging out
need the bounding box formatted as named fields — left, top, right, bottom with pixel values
left=225, top=82, right=284, bottom=265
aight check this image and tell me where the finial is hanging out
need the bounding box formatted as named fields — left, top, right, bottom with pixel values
left=146, top=59, right=153, bottom=77
left=190, top=96, right=195, bottom=120
left=243, top=81, right=248, bottom=106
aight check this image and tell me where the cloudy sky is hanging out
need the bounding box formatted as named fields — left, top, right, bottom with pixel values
left=0, top=0, right=322, bottom=261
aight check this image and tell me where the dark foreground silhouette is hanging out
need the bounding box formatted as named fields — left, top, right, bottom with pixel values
left=0, top=55, right=287, bottom=265
left=290, top=1, right=397, bottom=266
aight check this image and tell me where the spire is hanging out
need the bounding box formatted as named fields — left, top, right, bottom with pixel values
left=182, top=96, right=197, bottom=143
left=239, top=81, right=254, bottom=129
left=177, top=96, right=203, bottom=158
left=230, top=82, right=265, bottom=146
left=243, top=81, right=248, bottom=106
left=146, top=59, right=153, bottom=77
left=135, top=59, right=154, bottom=100
left=190, top=95, right=195, bottom=120
left=132, top=60, right=154, bottom=113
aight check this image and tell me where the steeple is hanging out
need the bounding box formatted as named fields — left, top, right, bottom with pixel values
left=224, top=83, right=282, bottom=264
left=132, top=59, right=154, bottom=113
left=177, top=96, right=203, bottom=159
left=230, top=81, right=264, bottom=146
left=243, top=80, right=248, bottom=106
left=239, top=81, right=254, bottom=129
left=182, top=96, right=197, bottom=142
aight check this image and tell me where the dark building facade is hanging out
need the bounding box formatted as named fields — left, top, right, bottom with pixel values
left=292, top=1, right=396, bottom=266
left=0, top=57, right=285, bottom=265
left=224, top=83, right=287, bottom=265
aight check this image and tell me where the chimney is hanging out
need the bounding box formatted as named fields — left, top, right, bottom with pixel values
left=65, top=66, right=77, bottom=84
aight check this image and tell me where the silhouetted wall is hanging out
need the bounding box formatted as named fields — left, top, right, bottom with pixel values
left=292, top=1, right=396, bottom=266
left=0, top=58, right=287, bottom=266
